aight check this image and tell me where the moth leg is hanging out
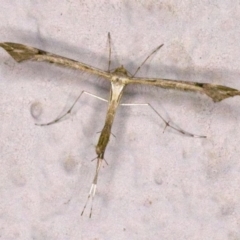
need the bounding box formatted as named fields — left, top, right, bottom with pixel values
left=35, top=91, right=108, bottom=126
left=81, top=157, right=103, bottom=218
left=120, top=103, right=206, bottom=138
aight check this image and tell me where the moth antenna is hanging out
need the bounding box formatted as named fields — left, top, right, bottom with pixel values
left=107, top=32, right=112, bottom=72
left=132, top=43, right=164, bottom=77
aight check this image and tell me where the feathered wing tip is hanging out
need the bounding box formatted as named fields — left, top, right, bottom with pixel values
left=203, top=83, right=240, bottom=102
left=0, top=42, right=41, bottom=62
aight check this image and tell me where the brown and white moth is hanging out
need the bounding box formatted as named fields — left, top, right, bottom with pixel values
left=1, top=34, right=240, bottom=217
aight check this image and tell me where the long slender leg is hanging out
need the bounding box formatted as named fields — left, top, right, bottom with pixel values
left=35, top=91, right=108, bottom=126
left=120, top=103, right=206, bottom=138
left=81, top=157, right=103, bottom=218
